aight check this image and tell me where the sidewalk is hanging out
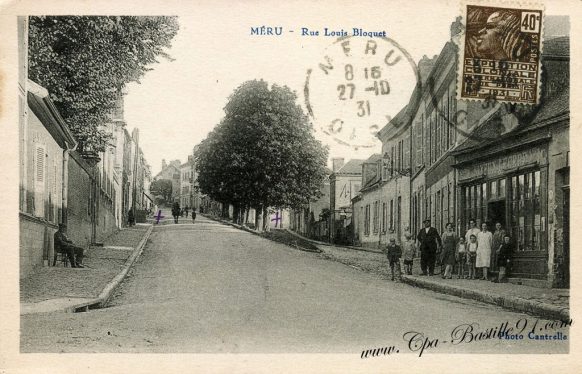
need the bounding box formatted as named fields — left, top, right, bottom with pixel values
left=20, top=224, right=153, bottom=315
left=285, top=229, right=570, bottom=321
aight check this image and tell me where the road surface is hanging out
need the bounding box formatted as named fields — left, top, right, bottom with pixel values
left=21, top=214, right=569, bottom=354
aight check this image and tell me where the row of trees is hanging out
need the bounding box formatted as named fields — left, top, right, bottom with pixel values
left=28, top=16, right=179, bottom=153
left=195, top=80, right=328, bottom=230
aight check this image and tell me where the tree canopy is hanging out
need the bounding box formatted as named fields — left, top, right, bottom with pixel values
left=28, top=16, right=179, bottom=153
left=150, top=179, right=173, bottom=203
left=196, top=80, right=328, bottom=221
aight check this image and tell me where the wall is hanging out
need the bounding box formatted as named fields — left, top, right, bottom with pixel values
left=66, top=151, right=93, bottom=247
left=20, top=214, right=57, bottom=279
left=19, top=109, right=63, bottom=279
left=355, top=176, right=411, bottom=248
left=547, top=123, right=569, bottom=287
left=67, top=151, right=118, bottom=246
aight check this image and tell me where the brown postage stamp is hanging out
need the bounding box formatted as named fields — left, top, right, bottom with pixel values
left=458, top=2, right=544, bottom=104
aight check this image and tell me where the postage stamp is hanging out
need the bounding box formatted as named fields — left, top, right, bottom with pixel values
left=305, top=36, right=419, bottom=150
left=458, top=2, right=544, bottom=104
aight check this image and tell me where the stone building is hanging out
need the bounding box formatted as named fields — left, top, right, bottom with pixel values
left=452, top=36, right=570, bottom=287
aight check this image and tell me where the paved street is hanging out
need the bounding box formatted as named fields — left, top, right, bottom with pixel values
left=21, top=215, right=569, bottom=353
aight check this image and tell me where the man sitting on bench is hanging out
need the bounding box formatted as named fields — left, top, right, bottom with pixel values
left=54, top=223, right=85, bottom=268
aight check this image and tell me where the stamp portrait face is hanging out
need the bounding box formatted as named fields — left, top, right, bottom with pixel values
left=459, top=3, right=544, bottom=104
left=305, top=37, right=419, bottom=150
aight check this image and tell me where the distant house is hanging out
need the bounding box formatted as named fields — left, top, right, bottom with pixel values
left=290, top=168, right=331, bottom=240
left=154, top=159, right=181, bottom=203
left=329, top=158, right=363, bottom=244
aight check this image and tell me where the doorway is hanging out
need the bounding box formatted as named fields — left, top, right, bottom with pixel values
left=488, top=200, right=506, bottom=229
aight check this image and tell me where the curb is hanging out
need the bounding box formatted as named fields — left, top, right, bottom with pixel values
left=400, top=275, right=570, bottom=321
left=203, top=214, right=322, bottom=253
left=284, top=229, right=384, bottom=254
left=21, top=225, right=154, bottom=314
left=204, top=215, right=570, bottom=321
left=97, top=225, right=154, bottom=308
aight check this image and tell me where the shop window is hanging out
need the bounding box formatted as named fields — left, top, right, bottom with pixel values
left=499, top=179, right=506, bottom=198
left=490, top=180, right=497, bottom=199
left=510, top=171, right=544, bottom=251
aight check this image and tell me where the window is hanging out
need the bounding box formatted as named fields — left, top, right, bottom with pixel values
left=499, top=178, right=506, bottom=198
left=508, top=171, right=544, bottom=251
left=436, top=190, right=441, bottom=232
left=382, top=202, right=387, bottom=233
left=34, top=145, right=46, bottom=218
left=389, top=200, right=394, bottom=230
left=373, top=201, right=379, bottom=233
left=364, top=204, right=370, bottom=235
left=490, top=180, right=497, bottom=199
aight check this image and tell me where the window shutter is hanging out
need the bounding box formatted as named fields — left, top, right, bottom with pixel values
left=34, top=145, right=46, bottom=217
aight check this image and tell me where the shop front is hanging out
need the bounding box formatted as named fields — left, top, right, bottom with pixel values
left=455, top=143, right=550, bottom=282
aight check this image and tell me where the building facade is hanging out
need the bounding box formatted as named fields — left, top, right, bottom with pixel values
left=452, top=36, right=569, bottom=287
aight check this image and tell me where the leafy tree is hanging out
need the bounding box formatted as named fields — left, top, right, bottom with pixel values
left=196, top=80, right=329, bottom=229
left=150, top=179, right=173, bottom=203
left=28, top=16, right=179, bottom=153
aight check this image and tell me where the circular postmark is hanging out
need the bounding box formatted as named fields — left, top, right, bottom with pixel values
left=305, top=36, right=420, bottom=150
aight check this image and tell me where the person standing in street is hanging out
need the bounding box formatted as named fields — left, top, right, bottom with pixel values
left=491, top=222, right=506, bottom=276
left=416, top=219, right=442, bottom=276
left=465, top=218, right=480, bottom=244
left=192, top=208, right=197, bottom=223
left=128, top=207, right=135, bottom=227
left=384, top=238, right=402, bottom=281
left=440, top=223, right=457, bottom=279
left=171, top=202, right=180, bottom=224
left=456, top=237, right=467, bottom=279
left=467, top=234, right=478, bottom=279
left=496, top=234, right=513, bottom=283
left=476, top=222, right=493, bottom=280
left=401, top=233, right=416, bottom=275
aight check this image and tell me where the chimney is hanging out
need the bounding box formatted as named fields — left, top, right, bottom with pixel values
left=450, top=16, right=463, bottom=39
left=418, top=55, right=437, bottom=85
left=332, top=158, right=345, bottom=172
left=162, top=159, right=167, bottom=170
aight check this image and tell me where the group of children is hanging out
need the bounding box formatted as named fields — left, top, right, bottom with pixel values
left=383, top=233, right=513, bottom=282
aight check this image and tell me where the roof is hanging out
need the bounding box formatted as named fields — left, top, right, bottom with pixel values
left=335, top=159, right=364, bottom=175
left=27, top=80, right=77, bottom=151
left=527, top=87, right=569, bottom=129
left=361, top=154, right=382, bottom=191
left=364, top=153, right=382, bottom=163
left=376, top=105, right=410, bottom=142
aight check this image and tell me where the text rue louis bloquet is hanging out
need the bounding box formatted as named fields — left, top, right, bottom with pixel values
left=361, top=317, right=572, bottom=358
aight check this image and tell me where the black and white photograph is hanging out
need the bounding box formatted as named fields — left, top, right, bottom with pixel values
left=1, top=0, right=579, bottom=372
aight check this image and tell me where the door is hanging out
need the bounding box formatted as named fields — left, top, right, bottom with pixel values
left=488, top=200, right=506, bottom=229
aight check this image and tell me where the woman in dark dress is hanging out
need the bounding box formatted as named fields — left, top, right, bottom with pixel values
left=441, top=222, right=457, bottom=279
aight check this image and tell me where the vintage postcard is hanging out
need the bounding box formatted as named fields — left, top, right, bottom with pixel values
left=0, top=0, right=579, bottom=373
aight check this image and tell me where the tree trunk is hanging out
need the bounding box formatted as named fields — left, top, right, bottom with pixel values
left=262, top=206, right=269, bottom=231
left=233, top=204, right=240, bottom=224
left=245, top=206, right=250, bottom=225
left=255, top=205, right=262, bottom=231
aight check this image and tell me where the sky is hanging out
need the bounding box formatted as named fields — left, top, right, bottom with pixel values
left=122, top=1, right=465, bottom=176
